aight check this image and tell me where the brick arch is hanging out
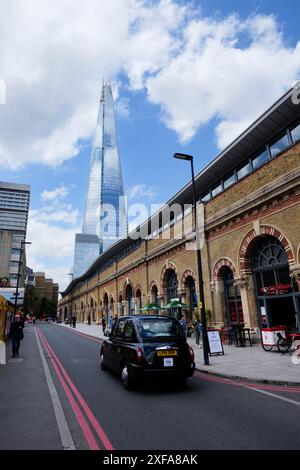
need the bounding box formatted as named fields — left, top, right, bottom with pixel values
left=239, top=225, right=295, bottom=274
left=135, top=284, right=143, bottom=297
left=180, top=269, right=197, bottom=291
left=212, top=258, right=237, bottom=280
left=160, top=261, right=179, bottom=293
left=123, top=279, right=134, bottom=299
left=149, top=279, right=159, bottom=293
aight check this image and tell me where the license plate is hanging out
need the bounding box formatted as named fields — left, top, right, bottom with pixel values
left=157, top=350, right=177, bottom=357
left=164, top=358, right=174, bottom=367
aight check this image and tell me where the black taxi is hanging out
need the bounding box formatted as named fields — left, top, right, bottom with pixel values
left=100, top=315, right=195, bottom=389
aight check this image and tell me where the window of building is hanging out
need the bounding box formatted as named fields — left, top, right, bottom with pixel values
left=201, top=191, right=211, bottom=202
left=252, top=149, right=269, bottom=170
left=237, top=161, right=251, bottom=180
left=291, top=123, right=300, bottom=144
left=270, top=134, right=289, bottom=158
left=223, top=172, right=236, bottom=189
left=211, top=182, right=222, bottom=197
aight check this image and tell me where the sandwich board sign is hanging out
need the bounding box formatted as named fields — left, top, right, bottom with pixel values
left=207, top=330, right=224, bottom=356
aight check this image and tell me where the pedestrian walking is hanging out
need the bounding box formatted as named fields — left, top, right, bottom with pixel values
left=9, top=314, right=24, bottom=357
left=32, top=316, right=36, bottom=325
left=72, top=315, right=76, bottom=328
left=179, top=314, right=187, bottom=338
left=88, top=314, right=91, bottom=326
left=101, top=316, right=106, bottom=333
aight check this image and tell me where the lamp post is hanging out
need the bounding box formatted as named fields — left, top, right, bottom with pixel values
left=68, top=273, right=73, bottom=324
left=13, top=241, right=31, bottom=321
left=173, top=153, right=209, bottom=365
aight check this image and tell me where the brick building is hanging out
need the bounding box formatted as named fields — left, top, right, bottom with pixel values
left=60, top=88, right=300, bottom=340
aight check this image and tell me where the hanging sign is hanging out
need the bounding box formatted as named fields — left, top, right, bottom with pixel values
left=207, top=330, right=224, bottom=356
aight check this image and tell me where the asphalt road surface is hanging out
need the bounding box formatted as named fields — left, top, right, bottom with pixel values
left=1, top=322, right=300, bottom=450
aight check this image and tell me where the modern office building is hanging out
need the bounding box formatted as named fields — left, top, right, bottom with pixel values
left=73, top=81, right=127, bottom=278
left=61, top=87, right=300, bottom=337
left=0, top=182, right=30, bottom=293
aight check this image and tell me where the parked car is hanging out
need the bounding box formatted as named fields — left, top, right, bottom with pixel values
left=56, top=318, right=62, bottom=323
left=64, top=318, right=71, bottom=324
left=100, top=315, right=195, bottom=389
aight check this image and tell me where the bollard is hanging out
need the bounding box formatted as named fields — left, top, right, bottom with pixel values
left=0, top=340, right=6, bottom=365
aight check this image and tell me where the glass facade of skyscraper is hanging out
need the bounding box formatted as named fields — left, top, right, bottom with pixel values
left=73, top=81, right=127, bottom=278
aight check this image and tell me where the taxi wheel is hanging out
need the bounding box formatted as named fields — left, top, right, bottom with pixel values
left=121, top=364, right=135, bottom=390
left=100, top=352, right=108, bottom=371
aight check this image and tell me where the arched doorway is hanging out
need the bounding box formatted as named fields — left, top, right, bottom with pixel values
left=103, top=293, right=109, bottom=322
left=119, top=294, right=124, bottom=316
left=251, top=236, right=300, bottom=329
left=184, top=276, right=197, bottom=323
left=136, top=288, right=142, bottom=312
left=90, top=298, right=96, bottom=322
left=150, top=284, right=158, bottom=306
left=222, top=267, right=244, bottom=327
left=125, top=284, right=134, bottom=315
left=163, top=269, right=178, bottom=318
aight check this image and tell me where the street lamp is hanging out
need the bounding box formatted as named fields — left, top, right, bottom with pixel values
left=13, top=241, right=31, bottom=321
left=173, top=153, right=209, bottom=365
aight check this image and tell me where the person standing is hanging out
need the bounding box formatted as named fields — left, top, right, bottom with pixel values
left=101, top=316, right=106, bottom=333
left=179, top=314, right=187, bottom=338
left=9, top=314, right=24, bottom=357
left=72, top=315, right=76, bottom=328
left=88, top=314, right=91, bottom=326
left=193, top=314, right=202, bottom=348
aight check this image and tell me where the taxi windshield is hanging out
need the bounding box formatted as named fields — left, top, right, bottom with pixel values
left=138, top=318, right=184, bottom=340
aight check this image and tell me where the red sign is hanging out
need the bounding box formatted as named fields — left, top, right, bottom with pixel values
left=260, top=284, right=291, bottom=295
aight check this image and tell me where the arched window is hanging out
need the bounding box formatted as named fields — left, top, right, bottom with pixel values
left=252, top=236, right=290, bottom=290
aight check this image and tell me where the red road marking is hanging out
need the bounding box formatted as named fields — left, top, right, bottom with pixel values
left=194, top=371, right=300, bottom=394
left=37, top=327, right=114, bottom=450
left=37, top=330, right=99, bottom=450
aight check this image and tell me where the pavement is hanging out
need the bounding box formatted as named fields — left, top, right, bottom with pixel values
left=57, top=321, right=300, bottom=386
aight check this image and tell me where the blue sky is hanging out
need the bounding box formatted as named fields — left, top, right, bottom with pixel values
left=0, top=0, right=299, bottom=290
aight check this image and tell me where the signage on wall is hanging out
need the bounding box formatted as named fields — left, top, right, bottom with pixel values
left=260, top=284, right=291, bottom=295
left=207, top=330, right=224, bottom=356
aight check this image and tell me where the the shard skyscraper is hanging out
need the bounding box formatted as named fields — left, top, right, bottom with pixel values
left=73, top=81, right=127, bottom=278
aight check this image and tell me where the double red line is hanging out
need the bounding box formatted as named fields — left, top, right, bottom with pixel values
left=36, top=327, right=114, bottom=450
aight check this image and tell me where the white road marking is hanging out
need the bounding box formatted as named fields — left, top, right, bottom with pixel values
left=34, top=328, right=76, bottom=450
left=245, top=386, right=300, bottom=407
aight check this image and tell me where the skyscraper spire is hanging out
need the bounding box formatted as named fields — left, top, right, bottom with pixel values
left=73, top=80, right=127, bottom=279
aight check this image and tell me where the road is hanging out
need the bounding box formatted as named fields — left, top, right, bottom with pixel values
left=1, top=322, right=300, bottom=450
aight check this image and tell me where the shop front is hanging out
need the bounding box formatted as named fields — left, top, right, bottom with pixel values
left=252, top=236, right=300, bottom=331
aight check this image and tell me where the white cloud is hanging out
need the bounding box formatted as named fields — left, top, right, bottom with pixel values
left=41, top=185, right=69, bottom=201
left=127, top=184, right=157, bottom=200
left=0, top=1, right=299, bottom=163
left=144, top=13, right=300, bottom=147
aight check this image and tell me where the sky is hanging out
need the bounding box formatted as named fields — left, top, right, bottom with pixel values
left=0, top=0, right=300, bottom=291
